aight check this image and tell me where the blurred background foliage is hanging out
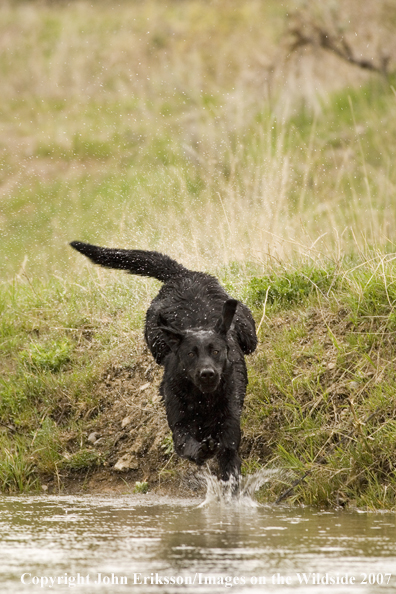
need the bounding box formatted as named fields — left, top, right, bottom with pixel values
left=1, top=0, right=396, bottom=279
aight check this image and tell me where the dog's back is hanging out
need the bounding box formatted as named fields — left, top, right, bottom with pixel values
left=70, top=241, right=257, bottom=364
left=146, top=271, right=256, bottom=364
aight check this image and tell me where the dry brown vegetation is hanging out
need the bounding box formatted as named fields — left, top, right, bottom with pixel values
left=2, top=0, right=396, bottom=277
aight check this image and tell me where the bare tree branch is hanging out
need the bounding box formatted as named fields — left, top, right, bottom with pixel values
left=285, top=12, right=392, bottom=76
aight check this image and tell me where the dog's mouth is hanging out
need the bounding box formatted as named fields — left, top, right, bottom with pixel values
left=195, top=375, right=220, bottom=393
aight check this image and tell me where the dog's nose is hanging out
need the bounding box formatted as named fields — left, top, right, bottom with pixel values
left=200, top=368, right=215, bottom=380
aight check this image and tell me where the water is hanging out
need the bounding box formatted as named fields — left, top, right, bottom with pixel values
left=199, top=468, right=283, bottom=507
left=1, top=486, right=396, bottom=593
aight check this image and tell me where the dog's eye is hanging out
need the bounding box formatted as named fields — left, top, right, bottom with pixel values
left=188, top=352, right=195, bottom=358
left=212, top=349, right=219, bottom=355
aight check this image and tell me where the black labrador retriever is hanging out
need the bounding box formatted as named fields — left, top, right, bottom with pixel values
left=70, top=242, right=257, bottom=483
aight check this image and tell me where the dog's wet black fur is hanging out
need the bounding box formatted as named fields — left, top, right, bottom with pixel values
left=70, top=242, right=257, bottom=483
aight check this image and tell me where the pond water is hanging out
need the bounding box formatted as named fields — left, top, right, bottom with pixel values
left=0, top=487, right=395, bottom=593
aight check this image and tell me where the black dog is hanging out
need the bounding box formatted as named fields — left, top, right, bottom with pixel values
left=70, top=242, right=257, bottom=483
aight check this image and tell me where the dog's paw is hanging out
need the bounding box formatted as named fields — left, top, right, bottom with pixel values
left=205, top=436, right=220, bottom=454
left=196, top=436, right=219, bottom=464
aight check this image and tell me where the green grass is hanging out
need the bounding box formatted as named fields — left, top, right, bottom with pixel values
left=1, top=0, right=396, bottom=507
left=1, top=255, right=396, bottom=508
left=246, top=266, right=338, bottom=308
left=19, top=338, right=73, bottom=373
left=0, top=274, right=157, bottom=492
left=133, top=481, right=149, bottom=494
left=244, top=254, right=396, bottom=509
left=0, top=441, right=39, bottom=494
left=2, top=0, right=396, bottom=279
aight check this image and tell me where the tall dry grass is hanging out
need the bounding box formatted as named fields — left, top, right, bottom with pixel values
left=1, top=0, right=396, bottom=278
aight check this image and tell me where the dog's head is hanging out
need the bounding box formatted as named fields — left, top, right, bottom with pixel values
left=158, top=299, right=238, bottom=393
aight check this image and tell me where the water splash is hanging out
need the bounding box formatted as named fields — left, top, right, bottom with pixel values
left=198, top=468, right=282, bottom=508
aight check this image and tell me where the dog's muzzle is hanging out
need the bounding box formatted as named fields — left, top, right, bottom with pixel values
left=196, top=368, right=220, bottom=392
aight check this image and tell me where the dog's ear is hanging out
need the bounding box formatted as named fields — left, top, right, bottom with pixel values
left=157, top=315, right=185, bottom=352
left=227, top=343, right=241, bottom=363
left=215, top=299, right=238, bottom=336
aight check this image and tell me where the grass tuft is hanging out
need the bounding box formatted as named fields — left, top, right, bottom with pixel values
left=247, top=267, right=337, bottom=308
left=19, top=339, right=73, bottom=373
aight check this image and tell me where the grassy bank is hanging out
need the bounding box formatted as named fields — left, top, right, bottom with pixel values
left=1, top=0, right=396, bottom=508
left=1, top=254, right=396, bottom=509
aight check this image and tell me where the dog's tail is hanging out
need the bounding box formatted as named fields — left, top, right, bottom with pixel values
left=70, top=241, right=189, bottom=282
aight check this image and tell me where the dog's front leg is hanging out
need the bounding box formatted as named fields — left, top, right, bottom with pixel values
left=217, top=447, right=241, bottom=483
left=216, top=415, right=242, bottom=483
left=172, top=424, right=200, bottom=461
left=172, top=424, right=218, bottom=465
